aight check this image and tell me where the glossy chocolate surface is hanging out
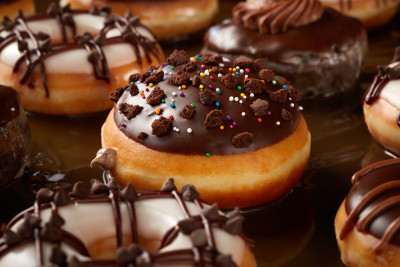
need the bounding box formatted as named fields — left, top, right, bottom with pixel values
left=0, top=85, right=20, bottom=125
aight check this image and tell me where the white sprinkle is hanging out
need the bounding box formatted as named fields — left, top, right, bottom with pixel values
left=241, top=112, right=246, bottom=116
left=245, top=74, right=249, bottom=79
left=219, top=63, right=225, bottom=67
left=187, top=128, right=193, bottom=133
left=236, top=66, right=240, bottom=70
left=216, top=88, right=220, bottom=93
left=171, top=99, right=175, bottom=103
left=204, top=70, right=210, bottom=76
left=276, top=121, right=281, bottom=126
left=234, top=97, right=239, bottom=102
left=289, top=97, right=292, bottom=101
left=299, top=106, right=304, bottom=111
left=190, top=57, right=194, bottom=61
left=239, top=100, right=243, bottom=104
left=243, top=95, right=247, bottom=99
left=173, top=127, right=180, bottom=132
left=250, top=93, right=255, bottom=98
left=178, top=86, right=182, bottom=90
left=218, top=73, right=223, bottom=78
left=240, top=69, right=244, bottom=74
left=229, top=96, right=234, bottom=101
left=10, top=107, right=15, bottom=111
left=272, top=80, right=277, bottom=84
left=172, top=92, right=177, bottom=96
left=169, top=72, right=173, bottom=75
left=290, top=103, right=295, bottom=108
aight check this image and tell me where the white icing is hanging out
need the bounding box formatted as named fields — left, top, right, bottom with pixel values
left=381, top=62, right=400, bottom=110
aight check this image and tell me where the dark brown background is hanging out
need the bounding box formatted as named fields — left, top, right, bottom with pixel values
left=1, top=0, right=400, bottom=266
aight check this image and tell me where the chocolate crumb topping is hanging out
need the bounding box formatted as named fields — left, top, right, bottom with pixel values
left=212, top=66, right=227, bottom=75
left=232, top=132, right=254, bottom=148
left=288, top=88, right=301, bottom=102
left=110, top=87, right=126, bottom=103
left=119, top=103, right=143, bottom=119
left=234, top=57, right=259, bottom=71
left=190, top=229, right=208, bottom=248
left=178, top=218, right=198, bottom=234
left=144, top=71, right=164, bottom=84
left=259, top=69, right=275, bottom=82
left=244, top=78, right=265, bottom=94
left=204, top=109, right=224, bottom=128
left=181, top=105, right=196, bottom=119
left=250, top=99, right=269, bottom=117
left=168, top=72, right=190, bottom=86
left=161, top=177, right=177, bottom=192
left=181, top=184, right=200, bottom=201
left=281, top=108, right=292, bottom=122
left=129, top=73, right=141, bottom=83
left=146, top=87, right=165, bottom=106
left=192, top=75, right=201, bottom=87
left=151, top=116, right=172, bottom=136
left=200, top=89, right=217, bottom=105
left=269, top=89, right=288, bottom=104
left=138, top=132, right=148, bottom=140
left=167, top=49, right=189, bottom=67
left=200, top=54, right=223, bottom=66
left=182, top=61, right=197, bottom=72
left=221, top=74, right=238, bottom=89
left=130, top=84, right=139, bottom=96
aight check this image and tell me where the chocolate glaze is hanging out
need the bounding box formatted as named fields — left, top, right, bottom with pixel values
left=203, top=8, right=367, bottom=96
left=341, top=158, right=400, bottom=251
left=114, top=53, right=303, bottom=155
left=0, top=85, right=30, bottom=186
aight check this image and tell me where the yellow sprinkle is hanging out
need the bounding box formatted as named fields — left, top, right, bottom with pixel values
left=233, top=68, right=236, bottom=72
left=199, top=85, right=204, bottom=89
left=192, top=58, right=196, bottom=62
left=220, top=126, right=224, bottom=130
left=240, top=93, right=245, bottom=97
left=155, top=108, right=161, bottom=115
left=200, top=73, right=205, bottom=77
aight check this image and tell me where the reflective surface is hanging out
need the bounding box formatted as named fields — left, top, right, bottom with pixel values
left=1, top=1, right=400, bottom=266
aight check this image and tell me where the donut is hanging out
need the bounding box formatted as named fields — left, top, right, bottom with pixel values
left=95, top=49, right=311, bottom=209
left=319, top=0, right=400, bottom=29
left=335, top=158, right=400, bottom=267
left=59, top=0, right=219, bottom=40
left=0, top=0, right=35, bottom=19
left=0, top=4, right=164, bottom=115
left=363, top=46, right=400, bottom=156
left=203, top=0, right=368, bottom=97
left=0, top=178, right=257, bottom=266
left=0, top=85, right=30, bottom=186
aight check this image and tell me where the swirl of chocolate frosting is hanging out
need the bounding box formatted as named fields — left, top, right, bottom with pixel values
left=233, top=0, right=324, bottom=34
left=341, top=158, right=400, bottom=252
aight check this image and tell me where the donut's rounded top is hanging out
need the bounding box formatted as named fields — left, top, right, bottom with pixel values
left=233, top=0, right=324, bottom=34
left=341, top=158, right=400, bottom=252
left=0, top=85, right=20, bottom=125
left=111, top=50, right=304, bottom=155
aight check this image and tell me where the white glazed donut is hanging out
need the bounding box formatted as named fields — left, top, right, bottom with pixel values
left=0, top=5, right=164, bottom=115
left=0, top=178, right=256, bottom=266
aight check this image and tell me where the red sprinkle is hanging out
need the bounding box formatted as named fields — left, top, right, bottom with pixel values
left=258, top=118, right=262, bottom=123
left=169, top=115, right=174, bottom=120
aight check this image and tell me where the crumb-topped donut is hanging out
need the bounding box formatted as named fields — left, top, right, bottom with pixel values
left=0, top=5, right=164, bottom=115
left=0, top=178, right=256, bottom=266
left=59, top=0, right=219, bottom=40
left=203, top=0, right=368, bottom=97
left=320, top=0, right=400, bottom=29
left=0, top=85, right=30, bottom=186
left=363, top=47, right=400, bottom=156
left=97, top=50, right=311, bottom=209
left=335, top=158, right=400, bottom=266
left=0, top=0, right=35, bottom=19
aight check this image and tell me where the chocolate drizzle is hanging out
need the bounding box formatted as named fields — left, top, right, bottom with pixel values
left=0, top=6, right=162, bottom=97
left=341, top=158, right=400, bottom=252
left=0, top=178, right=251, bottom=266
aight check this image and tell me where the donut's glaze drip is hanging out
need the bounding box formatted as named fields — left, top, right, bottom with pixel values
left=233, top=0, right=324, bottom=34
left=364, top=47, right=400, bottom=128
left=341, top=158, right=400, bottom=252
left=0, top=178, right=250, bottom=266
left=0, top=5, right=162, bottom=97
left=113, top=51, right=303, bottom=155
left=0, top=85, right=20, bottom=125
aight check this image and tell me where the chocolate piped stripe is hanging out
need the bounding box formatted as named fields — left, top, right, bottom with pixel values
left=124, top=200, right=139, bottom=243
left=194, top=200, right=217, bottom=250
left=172, top=191, right=191, bottom=219
left=340, top=180, right=400, bottom=239
left=109, top=191, right=123, bottom=247
left=374, top=217, right=400, bottom=253
left=33, top=201, right=44, bottom=267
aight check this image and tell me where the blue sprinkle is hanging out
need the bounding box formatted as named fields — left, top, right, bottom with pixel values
left=170, top=103, right=175, bottom=108
left=283, top=85, right=287, bottom=89
left=195, top=56, right=201, bottom=60
left=215, top=102, right=220, bottom=107
left=126, top=87, right=130, bottom=91
left=235, top=72, right=239, bottom=76
left=217, top=90, right=221, bottom=94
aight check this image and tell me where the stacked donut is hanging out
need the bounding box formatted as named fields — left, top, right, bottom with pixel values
left=0, top=0, right=35, bottom=18
left=0, top=4, right=164, bottom=115
left=0, top=178, right=256, bottom=266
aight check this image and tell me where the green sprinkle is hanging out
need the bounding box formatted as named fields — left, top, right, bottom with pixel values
left=275, top=77, right=279, bottom=82
left=237, top=86, right=242, bottom=90
left=191, top=103, right=195, bottom=107
left=206, top=153, right=211, bottom=157
left=130, top=81, right=135, bottom=84
left=171, top=66, right=175, bottom=70
left=162, top=99, right=166, bottom=103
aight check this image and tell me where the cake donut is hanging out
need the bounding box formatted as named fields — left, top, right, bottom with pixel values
left=335, top=158, right=400, bottom=266
left=0, top=85, right=30, bottom=186
left=0, top=4, right=164, bottom=115
left=319, top=0, right=400, bottom=29
left=96, top=49, right=311, bottom=209
left=59, top=0, right=219, bottom=40
left=0, top=0, right=35, bottom=19
left=0, top=178, right=256, bottom=266
left=203, top=0, right=368, bottom=97
left=363, top=46, right=400, bottom=156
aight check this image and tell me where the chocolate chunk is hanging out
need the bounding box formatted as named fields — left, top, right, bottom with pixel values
left=147, top=86, right=165, bottom=106
left=190, top=229, right=207, bottom=248
left=161, top=178, right=177, bottom=192
left=233, top=57, right=256, bottom=70
left=117, top=247, right=135, bottom=264
left=53, top=187, right=71, bottom=206
left=182, top=61, right=197, bottom=72
left=4, top=230, right=20, bottom=246
left=89, top=5, right=100, bottom=15
left=110, top=86, right=126, bottom=102
left=167, top=49, right=189, bottom=67
left=250, top=99, right=269, bottom=117
left=168, top=72, right=190, bottom=86
left=204, top=109, right=224, bottom=128
left=216, top=254, right=235, bottom=267
left=393, top=46, right=400, bottom=62
left=199, top=89, right=216, bottom=105
left=212, top=66, right=227, bottom=75
left=386, top=66, right=400, bottom=80
left=259, top=69, right=275, bottom=82
left=39, top=39, right=52, bottom=52
left=17, top=213, right=41, bottom=239
left=200, top=54, right=223, bottom=66
left=138, top=132, right=148, bottom=140
left=181, top=105, right=195, bottom=119
left=106, top=177, right=120, bottom=191
left=90, top=148, right=117, bottom=170
left=36, top=188, right=54, bottom=204
left=48, top=210, right=65, bottom=228
left=227, top=207, right=241, bottom=219
left=269, top=89, right=288, bottom=104
left=244, top=78, right=265, bottom=94
left=178, top=218, right=198, bottom=234
left=129, top=84, right=139, bottom=96
left=50, top=247, right=67, bottom=265
left=378, top=65, right=386, bottom=77
left=91, top=179, right=109, bottom=195
left=225, top=215, right=244, bottom=235
left=254, top=59, right=264, bottom=71
left=151, top=116, right=172, bottom=136
left=232, top=132, right=254, bottom=148
left=70, top=182, right=90, bottom=199
left=119, top=103, right=143, bottom=119
left=128, top=243, right=144, bottom=258
left=221, top=74, right=238, bottom=89
left=129, top=73, right=141, bottom=83
left=94, top=34, right=106, bottom=46
left=288, top=87, right=301, bottom=102
left=192, top=75, right=201, bottom=87
left=40, top=223, right=63, bottom=243
left=140, top=72, right=151, bottom=83
left=148, top=65, right=156, bottom=72
left=144, top=71, right=164, bottom=84
left=201, top=204, right=220, bottom=221
left=122, top=184, right=139, bottom=202
left=181, top=184, right=199, bottom=201
left=281, top=108, right=292, bottom=122
left=37, top=31, right=50, bottom=41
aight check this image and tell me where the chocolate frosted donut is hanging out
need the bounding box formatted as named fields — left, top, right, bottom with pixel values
left=0, top=85, right=30, bottom=186
left=98, top=50, right=311, bottom=209
left=335, top=158, right=400, bottom=266
left=203, top=0, right=368, bottom=97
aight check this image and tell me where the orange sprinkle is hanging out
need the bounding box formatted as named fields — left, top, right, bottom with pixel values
left=182, top=85, right=187, bottom=89
left=155, top=108, right=161, bottom=115
left=220, top=126, right=224, bottom=130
